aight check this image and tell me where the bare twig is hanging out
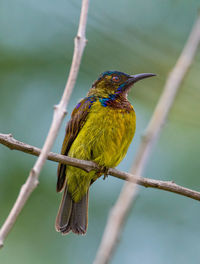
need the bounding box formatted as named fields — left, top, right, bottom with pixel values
left=1, top=133, right=200, bottom=202
left=0, top=0, right=89, bottom=248
left=94, top=15, right=200, bottom=264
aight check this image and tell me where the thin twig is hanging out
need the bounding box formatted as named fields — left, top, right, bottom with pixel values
left=1, top=133, right=200, bottom=202
left=0, top=0, right=89, bottom=249
left=93, top=15, right=200, bottom=264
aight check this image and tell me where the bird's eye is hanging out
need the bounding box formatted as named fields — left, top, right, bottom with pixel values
left=112, top=76, right=120, bottom=82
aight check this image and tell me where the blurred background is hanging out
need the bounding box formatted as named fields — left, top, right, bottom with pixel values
left=0, top=0, right=200, bottom=263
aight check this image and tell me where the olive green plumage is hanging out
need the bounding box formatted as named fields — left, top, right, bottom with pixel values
left=55, top=70, right=155, bottom=235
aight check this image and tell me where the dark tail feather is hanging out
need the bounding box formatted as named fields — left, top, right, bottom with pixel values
left=55, top=186, right=89, bottom=235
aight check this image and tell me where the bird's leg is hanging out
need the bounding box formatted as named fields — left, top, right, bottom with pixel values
left=94, top=165, right=109, bottom=180
left=103, top=173, right=108, bottom=180
left=98, top=166, right=109, bottom=180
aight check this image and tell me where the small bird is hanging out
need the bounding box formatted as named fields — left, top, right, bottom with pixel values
left=55, top=70, right=155, bottom=235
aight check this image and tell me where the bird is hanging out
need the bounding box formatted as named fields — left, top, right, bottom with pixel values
left=55, top=70, right=155, bottom=235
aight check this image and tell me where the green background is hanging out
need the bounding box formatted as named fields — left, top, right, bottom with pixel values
left=0, top=0, right=200, bottom=263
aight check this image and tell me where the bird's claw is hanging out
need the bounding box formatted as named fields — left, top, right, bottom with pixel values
left=103, top=173, right=108, bottom=180
left=99, top=166, right=109, bottom=180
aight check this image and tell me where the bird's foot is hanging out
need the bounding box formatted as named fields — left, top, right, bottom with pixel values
left=99, top=166, right=109, bottom=180
left=103, top=173, right=108, bottom=180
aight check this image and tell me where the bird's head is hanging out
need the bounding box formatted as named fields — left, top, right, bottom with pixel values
left=88, top=71, right=156, bottom=97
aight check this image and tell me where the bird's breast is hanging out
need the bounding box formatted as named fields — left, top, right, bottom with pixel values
left=69, top=100, right=136, bottom=168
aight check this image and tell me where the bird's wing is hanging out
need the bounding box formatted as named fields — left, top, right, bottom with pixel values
left=57, top=98, right=94, bottom=192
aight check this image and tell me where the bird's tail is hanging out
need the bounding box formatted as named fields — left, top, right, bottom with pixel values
left=55, top=186, right=89, bottom=235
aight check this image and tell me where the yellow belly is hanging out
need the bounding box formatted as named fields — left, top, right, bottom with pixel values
left=67, top=100, right=136, bottom=201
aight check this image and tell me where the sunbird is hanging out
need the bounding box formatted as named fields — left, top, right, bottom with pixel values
left=55, top=70, right=155, bottom=235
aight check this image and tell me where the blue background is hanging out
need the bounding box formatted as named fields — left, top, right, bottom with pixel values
left=0, top=0, right=200, bottom=263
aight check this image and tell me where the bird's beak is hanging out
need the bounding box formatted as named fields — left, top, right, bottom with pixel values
left=128, top=73, right=156, bottom=85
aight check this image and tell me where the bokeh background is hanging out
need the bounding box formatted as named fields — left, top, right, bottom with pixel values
left=1, top=0, right=200, bottom=263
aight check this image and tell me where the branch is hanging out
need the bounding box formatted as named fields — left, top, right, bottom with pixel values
left=93, top=14, right=200, bottom=264
left=0, top=133, right=96, bottom=173
left=1, top=133, right=200, bottom=202
left=0, top=0, right=90, bottom=249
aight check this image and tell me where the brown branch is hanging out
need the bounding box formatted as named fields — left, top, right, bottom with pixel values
left=0, top=0, right=90, bottom=249
left=1, top=133, right=200, bottom=202
left=93, top=14, right=200, bottom=264
left=0, top=133, right=96, bottom=173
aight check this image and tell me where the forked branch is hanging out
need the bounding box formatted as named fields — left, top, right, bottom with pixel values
left=0, top=0, right=90, bottom=248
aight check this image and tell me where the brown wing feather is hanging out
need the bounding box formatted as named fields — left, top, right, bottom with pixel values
left=56, top=98, right=93, bottom=192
